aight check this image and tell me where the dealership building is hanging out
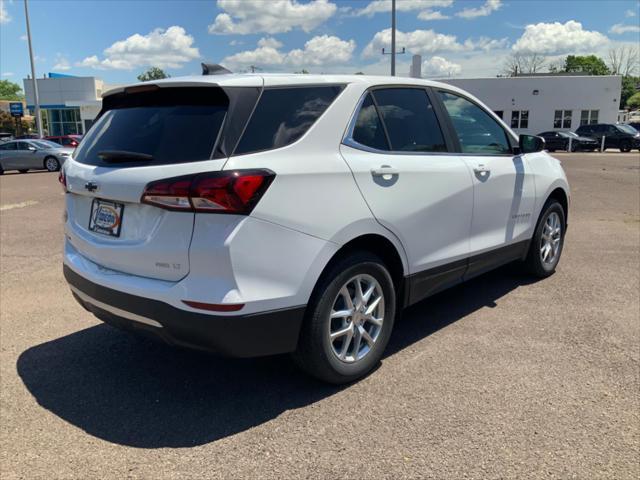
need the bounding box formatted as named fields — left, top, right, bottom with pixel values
left=440, top=74, right=622, bottom=135
left=22, top=74, right=116, bottom=136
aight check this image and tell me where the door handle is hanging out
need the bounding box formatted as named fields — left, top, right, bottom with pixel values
left=473, top=165, right=490, bottom=174
left=371, top=166, right=399, bottom=176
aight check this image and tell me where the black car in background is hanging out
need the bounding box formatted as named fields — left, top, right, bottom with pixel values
left=575, top=123, right=640, bottom=152
left=537, top=131, right=599, bottom=152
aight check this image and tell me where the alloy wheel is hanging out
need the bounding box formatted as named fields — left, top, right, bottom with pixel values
left=45, top=157, right=59, bottom=172
left=328, top=274, right=385, bottom=363
left=540, top=211, right=562, bottom=265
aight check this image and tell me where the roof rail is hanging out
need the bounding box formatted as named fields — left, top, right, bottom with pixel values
left=201, top=63, right=232, bottom=76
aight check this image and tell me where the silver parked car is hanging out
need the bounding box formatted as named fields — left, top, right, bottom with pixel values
left=0, top=139, right=73, bottom=174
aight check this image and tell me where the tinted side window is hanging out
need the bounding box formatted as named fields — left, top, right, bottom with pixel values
left=439, top=91, right=511, bottom=155
left=0, top=142, right=16, bottom=150
left=372, top=88, right=447, bottom=152
left=235, top=86, right=343, bottom=155
left=17, top=142, right=31, bottom=150
left=351, top=94, right=389, bottom=151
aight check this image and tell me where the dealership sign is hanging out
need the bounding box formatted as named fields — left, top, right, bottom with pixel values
left=9, top=102, right=24, bottom=118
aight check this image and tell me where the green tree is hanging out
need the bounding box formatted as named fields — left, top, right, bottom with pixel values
left=563, top=55, right=610, bottom=76
left=137, top=67, right=170, bottom=82
left=0, top=80, right=24, bottom=101
left=627, top=92, right=640, bottom=110
left=0, top=110, right=33, bottom=135
left=620, top=76, right=640, bottom=109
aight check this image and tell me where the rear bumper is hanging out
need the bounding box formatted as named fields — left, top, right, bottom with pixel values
left=64, top=265, right=305, bottom=357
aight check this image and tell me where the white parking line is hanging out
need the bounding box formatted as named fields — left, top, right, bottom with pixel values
left=0, top=200, right=39, bottom=211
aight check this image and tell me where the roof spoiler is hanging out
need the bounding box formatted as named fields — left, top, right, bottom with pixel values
left=202, top=63, right=232, bottom=76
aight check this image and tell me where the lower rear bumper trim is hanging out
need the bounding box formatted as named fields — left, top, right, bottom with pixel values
left=64, top=265, right=306, bottom=357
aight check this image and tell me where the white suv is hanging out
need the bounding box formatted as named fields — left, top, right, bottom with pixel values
left=62, top=73, right=569, bottom=383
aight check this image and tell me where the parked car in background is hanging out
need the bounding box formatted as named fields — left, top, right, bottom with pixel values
left=61, top=73, right=570, bottom=383
left=45, top=134, right=83, bottom=148
left=0, top=133, right=13, bottom=142
left=575, top=123, right=640, bottom=152
left=625, top=122, right=640, bottom=132
left=537, top=131, right=598, bottom=152
left=0, top=139, right=72, bottom=174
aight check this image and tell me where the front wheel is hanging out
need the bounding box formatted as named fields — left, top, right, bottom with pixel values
left=524, top=200, right=566, bottom=278
left=619, top=141, right=632, bottom=153
left=293, top=252, right=396, bottom=384
left=44, top=156, right=60, bottom=172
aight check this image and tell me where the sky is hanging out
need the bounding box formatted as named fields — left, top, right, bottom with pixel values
left=1, top=0, right=639, bottom=86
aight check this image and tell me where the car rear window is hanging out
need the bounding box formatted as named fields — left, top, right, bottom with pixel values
left=233, top=85, right=343, bottom=156
left=73, top=87, right=229, bottom=167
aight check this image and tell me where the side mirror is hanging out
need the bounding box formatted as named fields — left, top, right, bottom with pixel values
left=519, top=134, right=545, bottom=154
left=28, top=146, right=37, bottom=152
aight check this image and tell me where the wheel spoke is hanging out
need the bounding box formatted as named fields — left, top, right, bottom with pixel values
left=339, top=328, right=354, bottom=359
left=352, top=328, right=362, bottom=358
left=340, top=287, right=354, bottom=310
left=331, top=309, right=352, bottom=319
left=365, top=295, right=382, bottom=315
left=360, top=326, right=374, bottom=347
left=354, top=277, right=365, bottom=305
left=362, top=284, right=376, bottom=304
left=331, top=324, right=353, bottom=340
left=365, top=314, right=383, bottom=327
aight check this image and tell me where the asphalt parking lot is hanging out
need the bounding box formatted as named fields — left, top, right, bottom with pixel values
left=1, top=152, right=638, bottom=479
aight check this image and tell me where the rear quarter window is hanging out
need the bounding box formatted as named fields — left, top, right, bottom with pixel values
left=233, top=85, right=343, bottom=156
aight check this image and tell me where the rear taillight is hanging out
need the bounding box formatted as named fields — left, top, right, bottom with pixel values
left=141, top=170, right=275, bottom=214
left=58, top=169, right=67, bottom=192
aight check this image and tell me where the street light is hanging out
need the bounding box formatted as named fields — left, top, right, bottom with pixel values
left=23, top=0, right=43, bottom=138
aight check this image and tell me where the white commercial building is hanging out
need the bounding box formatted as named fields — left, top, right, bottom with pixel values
left=22, top=74, right=115, bottom=135
left=440, top=75, right=622, bottom=135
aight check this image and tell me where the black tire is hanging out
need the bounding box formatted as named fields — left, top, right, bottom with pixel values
left=570, top=142, right=579, bottom=152
left=292, top=251, right=396, bottom=384
left=44, top=156, right=60, bottom=172
left=0, top=165, right=4, bottom=175
left=18, top=169, right=28, bottom=174
left=619, top=141, right=632, bottom=153
left=524, top=200, right=566, bottom=278
left=547, top=148, right=555, bottom=152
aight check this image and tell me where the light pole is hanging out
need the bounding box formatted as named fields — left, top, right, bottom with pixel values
left=391, top=0, right=396, bottom=76
left=24, top=0, right=43, bottom=137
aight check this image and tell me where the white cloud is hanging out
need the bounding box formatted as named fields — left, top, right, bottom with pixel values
left=625, top=9, right=636, bottom=17
left=417, top=9, right=449, bottom=20
left=20, top=35, right=27, bottom=41
left=456, top=0, right=502, bottom=19
left=512, top=20, right=609, bottom=55
left=53, top=54, right=72, bottom=71
left=422, top=56, right=461, bottom=76
left=610, top=23, right=640, bottom=34
left=1, top=72, right=14, bottom=77
left=355, top=0, right=453, bottom=17
left=222, top=35, right=356, bottom=70
left=363, top=28, right=508, bottom=58
left=209, top=0, right=336, bottom=35
left=0, top=0, right=10, bottom=24
left=76, top=26, right=200, bottom=70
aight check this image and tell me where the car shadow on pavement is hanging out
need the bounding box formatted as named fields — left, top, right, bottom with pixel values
left=17, top=265, right=535, bottom=448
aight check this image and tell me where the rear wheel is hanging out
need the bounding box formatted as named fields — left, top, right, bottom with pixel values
left=620, top=140, right=632, bottom=153
left=293, top=252, right=396, bottom=384
left=524, top=200, right=566, bottom=278
left=44, top=156, right=60, bottom=172
left=570, top=142, right=579, bottom=152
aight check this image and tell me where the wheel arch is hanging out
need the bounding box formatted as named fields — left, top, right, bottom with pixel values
left=546, top=186, right=569, bottom=227
left=311, top=232, right=408, bottom=310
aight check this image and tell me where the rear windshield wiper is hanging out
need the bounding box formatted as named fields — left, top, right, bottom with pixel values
left=98, top=150, right=154, bottom=163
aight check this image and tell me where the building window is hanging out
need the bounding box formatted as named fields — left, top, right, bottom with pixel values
left=493, top=110, right=503, bottom=119
left=580, top=110, right=599, bottom=126
left=46, top=107, right=82, bottom=136
left=554, top=110, right=572, bottom=129
left=511, top=110, right=529, bottom=129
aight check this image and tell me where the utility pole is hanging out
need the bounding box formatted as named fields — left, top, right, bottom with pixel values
left=381, top=0, right=405, bottom=76
left=391, top=0, right=396, bottom=76
left=24, top=0, right=43, bottom=138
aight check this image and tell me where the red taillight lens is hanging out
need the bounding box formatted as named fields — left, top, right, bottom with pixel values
left=141, top=170, right=275, bottom=214
left=58, top=169, right=67, bottom=192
